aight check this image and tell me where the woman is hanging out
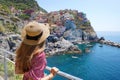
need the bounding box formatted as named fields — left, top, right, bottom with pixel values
left=15, top=21, right=59, bottom=80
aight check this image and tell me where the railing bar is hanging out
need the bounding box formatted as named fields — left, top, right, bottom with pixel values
left=0, top=55, right=15, bottom=64
left=0, top=76, right=4, bottom=80
left=0, top=48, right=16, bottom=56
left=46, top=66, right=82, bottom=80
left=0, top=48, right=83, bottom=80
left=0, top=54, right=83, bottom=80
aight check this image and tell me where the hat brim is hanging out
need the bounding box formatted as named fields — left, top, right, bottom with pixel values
left=21, top=23, right=50, bottom=45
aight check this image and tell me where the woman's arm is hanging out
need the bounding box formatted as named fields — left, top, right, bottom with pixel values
left=24, top=52, right=59, bottom=80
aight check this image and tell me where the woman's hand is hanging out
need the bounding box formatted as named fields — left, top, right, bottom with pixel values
left=41, top=67, right=59, bottom=80
left=50, top=67, right=59, bottom=76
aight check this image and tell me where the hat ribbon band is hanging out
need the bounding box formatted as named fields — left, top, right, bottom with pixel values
left=26, top=31, right=43, bottom=40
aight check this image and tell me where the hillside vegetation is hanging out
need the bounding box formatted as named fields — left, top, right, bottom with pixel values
left=0, top=0, right=47, bottom=33
left=0, top=0, right=47, bottom=13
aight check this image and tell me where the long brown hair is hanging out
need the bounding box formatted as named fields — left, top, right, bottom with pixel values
left=15, top=41, right=45, bottom=73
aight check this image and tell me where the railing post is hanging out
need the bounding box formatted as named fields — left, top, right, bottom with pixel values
left=4, top=52, right=8, bottom=80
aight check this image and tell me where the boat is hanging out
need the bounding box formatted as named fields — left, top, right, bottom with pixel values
left=99, top=45, right=103, bottom=47
left=86, top=44, right=93, bottom=47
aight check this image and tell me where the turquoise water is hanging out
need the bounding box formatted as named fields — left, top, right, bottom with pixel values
left=47, top=31, right=120, bottom=80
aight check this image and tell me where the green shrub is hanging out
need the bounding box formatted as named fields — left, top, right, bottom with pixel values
left=0, top=24, right=5, bottom=32
left=10, top=17, right=20, bottom=22
left=18, top=14, right=30, bottom=20
left=0, top=61, right=23, bottom=80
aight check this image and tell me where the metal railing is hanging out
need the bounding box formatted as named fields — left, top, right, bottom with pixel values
left=0, top=48, right=83, bottom=80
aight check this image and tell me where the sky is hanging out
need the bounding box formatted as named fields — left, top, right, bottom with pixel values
left=36, top=0, right=120, bottom=31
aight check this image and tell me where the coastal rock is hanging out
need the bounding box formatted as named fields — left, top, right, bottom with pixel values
left=67, top=45, right=82, bottom=54
left=85, top=48, right=91, bottom=53
left=0, top=34, right=21, bottom=61
left=63, top=29, right=83, bottom=42
left=87, top=31, right=98, bottom=41
left=98, top=37, right=105, bottom=42
left=1, top=33, right=81, bottom=57
left=45, top=38, right=81, bottom=55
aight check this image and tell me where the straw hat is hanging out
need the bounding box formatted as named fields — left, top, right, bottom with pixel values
left=21, top=21, right=50, bottom=45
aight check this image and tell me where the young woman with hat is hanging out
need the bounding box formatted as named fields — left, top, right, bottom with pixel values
left=15, top=21, right=59, bottom=80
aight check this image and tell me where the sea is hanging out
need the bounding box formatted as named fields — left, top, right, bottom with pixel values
left=46, top=31, right=120, bottom=80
